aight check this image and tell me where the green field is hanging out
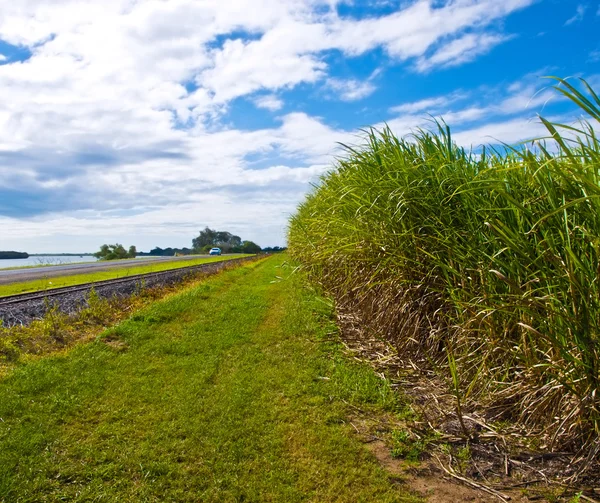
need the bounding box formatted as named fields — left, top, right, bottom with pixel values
left=0, top=255, right=253, bottom=297
left=0, top=256, right=417, bottom=502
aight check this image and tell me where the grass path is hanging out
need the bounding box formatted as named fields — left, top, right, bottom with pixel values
left=0, top=256, right=418, bottom=502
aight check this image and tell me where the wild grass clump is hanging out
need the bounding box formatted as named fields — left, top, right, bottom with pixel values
left=0, top=293, right=136, bottom=368
left=288, top=78, right=600, bottom=466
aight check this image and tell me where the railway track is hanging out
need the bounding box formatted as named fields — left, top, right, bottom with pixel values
left=0, top=256, right=256, bottom=327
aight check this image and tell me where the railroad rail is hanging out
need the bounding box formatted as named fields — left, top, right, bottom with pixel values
left=0, top=256, right=257, bottom=327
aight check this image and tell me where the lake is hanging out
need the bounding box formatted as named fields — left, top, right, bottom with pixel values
left=0, top=255, right=99, bottom=270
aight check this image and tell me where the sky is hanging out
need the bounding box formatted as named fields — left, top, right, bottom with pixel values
left=0, top=0, right=598, bottom=253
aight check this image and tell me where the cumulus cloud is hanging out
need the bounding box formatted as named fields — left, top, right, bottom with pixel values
left=0, top=0, right=540, bottom=249
left=324, top=77, right=377, bottom=101
left=253, top=94, right=284, bottom=111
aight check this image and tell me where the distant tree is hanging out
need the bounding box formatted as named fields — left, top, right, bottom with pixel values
left=143, top=246, right=193, bottom=257
left=128, top=245, right=137, bottom=258
left=193, top=227, right=242, bottom=253
left=192, top=227, right=217, bottom=251
left=0, top=251, right=29, bottom=259
left=241, top=241, right=261, bottom=254
left=94, top=243, right=132, bottom=261
left=215, top=231, right=242, bottom=249
left=262, top=246, right=287, bottom=253
left=96, top=244, right=110, bottom=258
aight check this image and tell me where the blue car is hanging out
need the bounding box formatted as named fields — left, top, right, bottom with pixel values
left=209, top=247, right=222, bottom=256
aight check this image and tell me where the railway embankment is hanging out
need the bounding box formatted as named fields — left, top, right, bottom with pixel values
left=0, top=256, right=256, bottom=327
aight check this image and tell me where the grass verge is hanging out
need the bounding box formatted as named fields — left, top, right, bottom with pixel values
left=0, top=255, right=252, bottom=297
left=0, top=259, right=258, bottom=368
left=0, top=255, right=419, bottom=502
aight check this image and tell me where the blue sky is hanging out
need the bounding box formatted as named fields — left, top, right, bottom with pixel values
left=0, top=0, right=597, bottom=253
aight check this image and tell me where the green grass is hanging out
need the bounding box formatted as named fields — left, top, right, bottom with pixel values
left=0, top=255, right=252, bottom=297
left=0, top=255, right=418, bottom=502
left=287, top=77, right=600, bottom=458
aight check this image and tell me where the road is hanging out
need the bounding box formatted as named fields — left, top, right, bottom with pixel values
left=0, top=255, right=230, bottom=285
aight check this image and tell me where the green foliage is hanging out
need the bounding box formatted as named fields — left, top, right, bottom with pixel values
left=390, top=429, right=439, bottom=462
left=0, top=334, right=20, bottom=362
left=81, top=288, right=113, bottom=324
left=192, top=228, right=264, bottom=254
left=288, top=77, right=600, bottom=456
left=192, top=227, right=242, bottom=253
left=241, top=240, right=262, bottom=254
left=93, top=243, right=135, bottom=261
left=262, top=246, right=287, bottom=253
left=144, top=246, right=192, bottom=256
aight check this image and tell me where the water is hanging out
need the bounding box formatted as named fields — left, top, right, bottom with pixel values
left=0, top=255, right=99, bottom=270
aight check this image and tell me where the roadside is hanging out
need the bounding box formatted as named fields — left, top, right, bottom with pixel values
left=0, top=255, right=419, bottom=502
left=0, top=254, right=251, bottom=296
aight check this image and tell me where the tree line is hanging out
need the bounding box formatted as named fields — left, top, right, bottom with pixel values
left=0, top=251, right=29, bottom=260
left=94, top=227, right=271, bottom=260
left=191, top=227, right=261, bottom=254
left=93, top=244, right=137, bottom=261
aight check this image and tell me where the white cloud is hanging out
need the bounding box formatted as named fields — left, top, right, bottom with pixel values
left=451, top=116, right=549, bottom=147
left=274, top=112, right=353, bottom=162
left=381, top=71, right=589, bottom=151
left=387, top=72, right=562, bottom=130
left=324, top=77, right=376, bottom=101
left=416, top=33, right=513, bottom=72
left=253, top=94, right=284, bottom=111
left=199, top=27, right=329, bottom=103
left=389, top=92, right=465, bottom=114
left=565, top=4, right=587, bottom=25
left=0, top=0, right=541, bottom=250
left=199, top=0, right=534, bottom=100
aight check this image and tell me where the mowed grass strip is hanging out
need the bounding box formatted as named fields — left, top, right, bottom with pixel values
left=0, top=255, right=418, bottom=502
left=0, top=255, right=252, bottom=297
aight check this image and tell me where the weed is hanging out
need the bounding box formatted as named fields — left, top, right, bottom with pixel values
left=455, top=445, right=471, bottom=473
left=391, top=428, right=439, bottom=462
left=40, top=299, right=68, bottom=343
